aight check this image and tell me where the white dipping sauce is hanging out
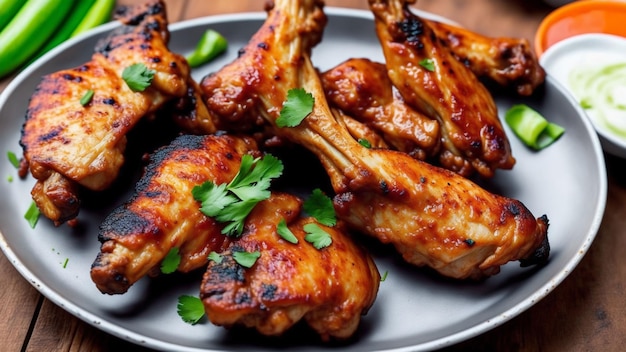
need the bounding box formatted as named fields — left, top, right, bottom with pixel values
left=540, top=33, right=626, bottom=157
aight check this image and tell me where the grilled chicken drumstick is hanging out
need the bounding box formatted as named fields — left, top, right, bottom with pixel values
left=91, top=134, right=252, bottom=294
left=199, top=0, right=550, bottom=279
left=369, top=0, right=514, bottom=178
left=201, top=192, right=379, bottom=340
left=19, top=0, right=213, bottom=225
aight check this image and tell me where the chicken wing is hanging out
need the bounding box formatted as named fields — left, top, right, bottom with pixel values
left=199, top=0, right=549, bottom=279
left=201, top=192, right=379, bottom=340
left=424, top=18, right=545, bottom=96
left=369, top=0, right=514, bottom=178
left=19, top=0, right=213, bottom=225
left=321, top=58, right=440, bottom=161
left=91, top=134, right=256, bottom=294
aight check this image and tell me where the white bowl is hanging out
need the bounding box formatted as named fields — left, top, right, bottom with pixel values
left=540, top=33, right=626, bottom=159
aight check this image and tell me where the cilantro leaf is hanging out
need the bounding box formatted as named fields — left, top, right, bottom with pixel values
left=419, top=58, right=435, bottom=72
left=208, top=251, right=223, bottom=263
left=216, top=199, right=258, bottom=236
left=122, top=63, right=156, bottom=92
left=276, top=88, right=314, bottom=127
left=303, top=223, right=332, bottom=249
left=177, top=295, right=205, bottom=325
left=228, top=154, right=283, bottom=200
left=193, top=154, right=284, bottom=237
left=192, top=182, right=236, bottom=217
left=303, top=188, right=336, bottom=227
left=233, top=250, right=261, bottom=268
left=161, top=247, right=181, bottom=274
left=277, top=218, right=298, bottom=244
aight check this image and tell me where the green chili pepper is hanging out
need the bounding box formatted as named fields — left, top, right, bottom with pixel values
left=0, top=0, right=75, bottom=78
left=70, top=0, right=115, bottom=38
left=186, top=29, right=228, bottom=68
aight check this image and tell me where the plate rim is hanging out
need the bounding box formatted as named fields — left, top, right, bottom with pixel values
left=0, top=6, right=608, bottom=352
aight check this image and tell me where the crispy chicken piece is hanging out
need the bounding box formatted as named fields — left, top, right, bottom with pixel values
left=19, top=0, right=214, bottom=225
left=201, top=192, right=379, bottom=340
left=333, top=109, right=391, bottom=150
left=199, top=0, right=549, bottom=279
left=369, top=0, right=514, bottom=178
left=91, top=134, right=255, bottom=294
left=423, top=18, right=545, bottom=96
left=321, top=58, right=440, bottom=161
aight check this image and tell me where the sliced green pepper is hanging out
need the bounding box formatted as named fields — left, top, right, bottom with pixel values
left=186, top=29, right=228, bottom=68
left=505, top=104, right=564, bottom=150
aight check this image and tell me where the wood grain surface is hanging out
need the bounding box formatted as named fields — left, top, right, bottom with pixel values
left=2, top=1, right=624, bottom=351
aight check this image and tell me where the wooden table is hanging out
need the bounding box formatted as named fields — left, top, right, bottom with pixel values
left=2, top=1, right=624, bottom=351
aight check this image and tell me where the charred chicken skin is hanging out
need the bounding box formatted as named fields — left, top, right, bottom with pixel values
left=19, top=0, right=213, bottom=225
left=201, top=192, right=379, bottom=340
left=199, top=0, right=550, bottom=279
left=91, top=134, right=253, bottom=294
left=92, top=133, right=379, bottom=339
left=369, top=0, right=515, bottom=178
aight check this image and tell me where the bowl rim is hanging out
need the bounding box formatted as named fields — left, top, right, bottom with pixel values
left=535, top=0, right=626, bottom=57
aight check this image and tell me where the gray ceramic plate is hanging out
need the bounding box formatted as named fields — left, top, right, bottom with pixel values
left=0, top=8, right=607, bottom=352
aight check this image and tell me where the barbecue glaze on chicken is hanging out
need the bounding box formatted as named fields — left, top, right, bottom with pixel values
left=321, top=58, right=441, bottom=162
left=201, top=192, right=379, bottom=340
left=91, top=134, right=251, bottom=294
left=19, top=0, right=213, bottom=225
left=369, top=0, right=515, bottom=178
left=199, top=0, right=550, bottom=280
left=424, top=18, right=545, bottom=96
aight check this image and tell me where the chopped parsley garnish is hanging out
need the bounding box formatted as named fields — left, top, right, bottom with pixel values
left=208, top=251, right=223, bottom=263
left=177, top=295, right=205, bottom=325
left=7, top=151, right=19, bottom=168
left=419, top=58, right=435, bottom=72
left=80, top=89, right=94, bottom=106
left=161, top=247, right=181, bottom=274
left=192, top=154, right=283, bottom=236
left=24, top=201, right=40, bottom=229
left=122, top=63, right=156, bottom=92
left=276, top=88, right=315, bottom=127
left=277, top=218, right=298, bottom=244
left=7, top=175, right=13, bottom=182
left=303, top=188, right=336, bottom=227
left=233, top=250, right=261, bottom=268
left=62, top=258, right=69, bottom=269
left=358, top=138, right=372, bottom=148
left=303, top=223, right=332, bottom=249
